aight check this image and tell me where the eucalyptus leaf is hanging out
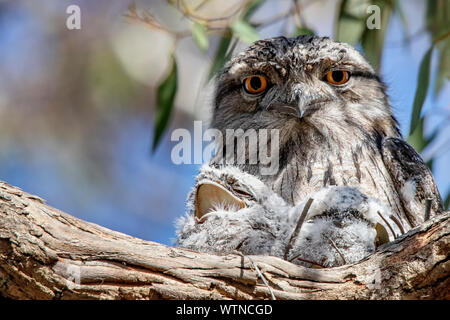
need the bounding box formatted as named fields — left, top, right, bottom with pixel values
left=208, top=31, right=233, bottom=80
left=336, top=12, right=365, bottom=44
left=243, top=0, right=265, bottom=21
left=409, top=46, right=433, bottom=136
left=407, top=116, right=435, bottom=152
left=231, top=20, right=259, bottom=44
left=294, top=26, right=315, bottom=37
left=335, top=0, right=367, bottom=44
left=393, top=0, right=409, bottom=43
left=434, top=40, right=450, bottom=96
left=426, top=0, right=449, bottom=97
left=361, top=0, right=392, bottom=71
left=152, top=56, right=178, bottom=152
left=407, top=116, right=438, bottom=170
left=426, top=0, right=449, bottom=38
left=191, top=21, right=209, bottom=52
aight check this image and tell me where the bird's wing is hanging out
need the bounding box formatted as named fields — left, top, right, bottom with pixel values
left=381, top=137, right=443, bottom=227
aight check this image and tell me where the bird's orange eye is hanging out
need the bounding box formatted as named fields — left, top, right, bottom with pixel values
left=243, top=75, right=268, bottom=94
left=325, top=70, right=350, bottom=85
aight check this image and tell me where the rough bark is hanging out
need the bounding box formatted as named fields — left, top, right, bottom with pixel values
left=0, top=180, right=448, bottom=300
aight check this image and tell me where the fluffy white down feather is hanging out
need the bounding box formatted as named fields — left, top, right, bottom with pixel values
left=175, top=164, right=394, bottom=267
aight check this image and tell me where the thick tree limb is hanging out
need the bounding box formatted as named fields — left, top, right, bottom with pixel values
left=0, top=181, right=448, bottom=300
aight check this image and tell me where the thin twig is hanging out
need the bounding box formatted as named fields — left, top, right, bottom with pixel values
left=433, top=31, right=450, bottom=45
left=288, top=253, right=326, bottom=268
left=194, top=0, right=210, bottom=11
left=385, top=28, right=426, bottom=47
left=377, top=210, right=396, bottom=239
left=253, top=0, right=315, bottom=28
left=387, top=29, right=450, bottom=48
left=389, top=214, right=405, bottom=234
left=292, top=0, right=302, bottom=27
left=284, top=198, right=314, bottom=260
left=125, top=0, right=316, bottom=44
left=234, top=251, right=276, bottom=300
left=325, top=235, right=346, bottom=265
left=124, top=4, right=230, bottom=40
left=252, top=7, right=296, bottom=28
left=123, top=4, right=191, bottom=39
left=177, top=0, right=249, bottom=23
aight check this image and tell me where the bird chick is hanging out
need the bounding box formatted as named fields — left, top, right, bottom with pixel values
left=176, top=164, right=394, bottom=267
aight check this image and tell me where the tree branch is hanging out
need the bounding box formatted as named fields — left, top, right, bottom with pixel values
left=0, top=180, right=448, bottom=300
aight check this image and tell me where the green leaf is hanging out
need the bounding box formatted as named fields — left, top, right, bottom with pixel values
left=191, top=21, right=209, bottom=51
left=407, top=116, right=438, bottom=171
left=426, top=0, right=449, bottom=38
left=208, top=31, right=233, bottom=80
left=409, top=46, right=433, bottom=136
left=426, top=0, right=449, bottom=96
left=361, top=0, right=392, bottom=71
left=434, top=40, right=450, bottom=96
left=336, top=13, right=365, bottom=44
left=152, top=56, right=178, bottom=152
left=294, top=26, right=315, bottom=37
left=361, top=29, right=382, bottom=71
left=392, top=0, right=409, bottom=43
left=206, top=1, right=264, bottom=80
left=243, top=0, right=265, bottom=21
left=231, top=20, right=260, bottom=44
left=335, top=0, right=367, bottom=44
left=407, top=117, right=426, bottom=153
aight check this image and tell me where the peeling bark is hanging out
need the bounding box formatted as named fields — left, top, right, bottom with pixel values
left=0, top=181, right=448, bottom=300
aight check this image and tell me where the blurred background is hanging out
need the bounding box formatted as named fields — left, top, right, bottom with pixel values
left=0, top=0, right=448, bottom=245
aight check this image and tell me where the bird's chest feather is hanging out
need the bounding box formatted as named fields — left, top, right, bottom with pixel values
left=258, top=133, right=406, bottom=226
left=270, top=143, right=382, bottom=202
left=210, top=116, right=408, bottom=227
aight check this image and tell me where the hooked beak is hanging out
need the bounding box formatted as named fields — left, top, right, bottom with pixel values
left=266, top=83, right=327, bottom=118
left=268, top=100, right=324, bottom=119
left=297, top=100, right=323, bottom=118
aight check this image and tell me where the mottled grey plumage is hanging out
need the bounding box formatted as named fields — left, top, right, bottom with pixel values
left=175, top=36, right=444, bottom=267
left=176, top=164, right=393, bottom=267
left=210, top=35, right=443, bottom=234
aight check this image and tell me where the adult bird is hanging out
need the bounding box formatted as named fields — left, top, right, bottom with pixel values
left=209, top=35, right=443, bottom=237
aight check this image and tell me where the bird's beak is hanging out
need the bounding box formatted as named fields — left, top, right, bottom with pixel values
left=297, top=105, right=308, bottom=118
left=267, top=100, right=321, bottom=119
left=294, top=83, right=323, bottom=118
left=267, top=84, right=324, bottom=119
left=297, top=101, right=321, bottom=118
